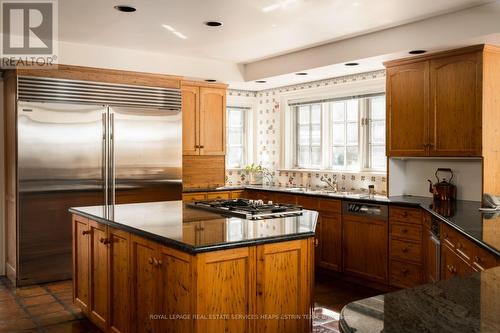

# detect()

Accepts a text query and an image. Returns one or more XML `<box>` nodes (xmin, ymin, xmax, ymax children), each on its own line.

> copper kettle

<box><xmin>427</xmin><ymin>168</ymin><xmax>457</xmax><ymax>202</ymax></box>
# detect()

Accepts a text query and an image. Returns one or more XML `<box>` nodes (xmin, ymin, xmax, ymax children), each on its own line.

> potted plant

<box><xmin>244</xmin><ymin>163</ymin><xmax>269</xmax><ymax>185</ymax></box>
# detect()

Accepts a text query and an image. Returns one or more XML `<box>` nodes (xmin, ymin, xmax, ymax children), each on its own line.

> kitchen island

<box><xmin>69</xmin><ymin>201</ymin><xmax>318</xmax><ymax>333</ymax></box>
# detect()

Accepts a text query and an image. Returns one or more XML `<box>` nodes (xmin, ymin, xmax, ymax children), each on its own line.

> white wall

<box><xmin>389</xmin><ymin>158</ymin><xmax>482</xmax><ymax>201</ymax></box>
<box><xmin>0</xmin><ymin>79</ymin><xmax>4</xmax><ymax>275</ymax></box>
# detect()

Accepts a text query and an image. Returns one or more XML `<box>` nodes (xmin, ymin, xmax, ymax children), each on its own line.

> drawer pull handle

<box><xmin>446</xmin><ymin>265</ymin><xmax>456</xmax><ymax>273</ymax></box>
<box><xmin>82</xmin><ymin>230</ymin><xmax>91</xmax><ymax>235</ymax></box>
<box><xmin>401</xmin><ymin>268</ymin><xmax>409</xmax><ymax>275</ymax></box>
<box><xmin>402</xmin><ymin>248</ymin><xmax>409</xmax><ymax>253</ymax></box>
<box><xmin>314</xmin><ymin>238</ymin><xmax>319</xmax><ymax>247</ymax></box>
<box><xmin>148</xmin><ymin>257</ymin><xmax>153</xmax><ymax>265</ymax></box>
<box><xmin>402</xmin><ymin>211</ymin><xmax>408</xmax><ymax>217</ymax></box>
<box><xmin>401</xmin><ymin>229</ymin><xmax>408</xmax><ymax>234</ymax></box>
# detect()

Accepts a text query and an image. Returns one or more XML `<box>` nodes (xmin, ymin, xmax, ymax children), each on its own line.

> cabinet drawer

<box><xmin>206</xmin><ymin>191</ymin><xmax>231</xmax><ymax>200</ymax></box>
<box><xmin>389</xmin><ymin>206</ymin><xmax>422</xmax><ymax>224</ymax></box>
<box><xmin>230</xmin><ymin>190</ymin><xmax>245</xmax><ymax>199</ymax></box>
<box><xmin>441</xmin><ymin>224</ymin><xmax>473</xmax><ymax>261</ymax></box>
<box><xmin>390</xmin><ymin>223</ymin><xmax>422</xmax><ymax>241</ymax></box>
<box><xmin>390</xmin><ymin>238</ymin><xmax>422</xmax><ymax>263</ymax></box>
<box><xmin>471</xmin><ymin>246</ymin><xmax>499</xmax><ymax>271</ymax></box>
<box><xmin>296</xmin><ymin>195</ymin><xmax>319</xmax><ymax>210</ymax></box>
<box><xmin>182</xmin><ymin>193</ymin><xmax>207</xmax><ymax>202</ymax></box>
<box><xmin>318</xmin><ymin>198</ymin><xmax>341</xmax><ymax>214</ymax></box>
<box><xmin>273</xmin><ymin>193</ymin><xmax>297</xmax><ymax>205</ymax></box>
<box><xmin>390</xmin><ymin>260</ymin><xmax>423</xmax><ymax>288</ymax></box>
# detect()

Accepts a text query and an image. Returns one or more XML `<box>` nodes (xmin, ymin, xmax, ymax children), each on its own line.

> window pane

<box><xmin>311</xmin><ymin>104</ymin><xmax>321</xmax><ymax>123</ymax></box>
<box><xmin>228</xmin><ymin>109</ymin><xmax>243</xmax><ymax>126</ymax></box>
<box><xmin>346</xmin><ymin>100</ymin><xmax>358</xmax><ymax>121</ymax></box>
<box><xmin>298</xmin><ymin>146</ymin><xmax>310</xmax><ymax>166</ymax></box>
<box><xmin>331</xmin><ymin>147</ymin><xmax>345</xmax><ymax>167</ymax></box>
<box><xmin>370</xmin><ymin>97</ymin><xmax>385</xmax><ymax>119</ymax></box>
<box><xmin>311</xmin><ymin>124</ymin><xmax>321</xmax><ymax>145</ymax></box>
<box><xmin>370</xmin><ymin>145</ymin><xmax>386</xmax><ymax>170</ymax></box>
<box><xmin>332</xmin><ymin>123</ymin><xmax>345</xmax><ymax>145</ymax></box>
<box><xmin>370</xmin><ymin>120</ymin><xmax>385</xmax><ymax>144</ymax></box>
<box><xmin>227</xmin><ymin>147</ymin><xmax>243</xmax><ymax>167</ymax></box>
<box><xmin>298</xmin><ymin>125</ymin><xmax>310</xmax><ymax>145</ymax></box>
<box><xmin>332</xmin><ymin>102</ymin><xmax>345</xmax><ymax>121</ymax></box>
<box><xmin>228</xmin><ymin>128</ymin><xmax>242</xmax><ymax>145</ymax></box>
<box><xmin>346</xmin><ymin>146</ymin><xmax>359</xmax><ymax>169</ymax></box>
<box><xmin>298</xmin><ymin>106</ymin><xmax>310</xmax><ymax>123</ymax></box>
<box><xmin>346</xmin><ymin>122</ymin><xmax>358</xmax><ymax>145</ymax></box>
<box><xmin>311</xmin><ymin>146</ymin><xmax>321</xmax><ymax>166</ymax></box>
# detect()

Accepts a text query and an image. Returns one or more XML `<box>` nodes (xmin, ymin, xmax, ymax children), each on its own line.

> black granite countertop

<box><xmin>339</xmin><ymin>266</ymin><xmax>500</xmax><ymax>333</ymax></box>
<box><xmin>191</xmin><ymin>185</ymin><xmax>499</xmax><ymax>256</ymax></box>
<box><xmin>69</xmin><ymin>201</ymin><xmax>318</xmax><ymax>254</ymax></box>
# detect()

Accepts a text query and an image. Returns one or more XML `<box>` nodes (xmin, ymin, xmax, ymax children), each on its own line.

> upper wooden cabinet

<box><xmin>182</xmin><ymin>84</ymin><xmax>226</xmax><ymax>156</ymax></box>
<box><xmin>386</xmin><ymin>62</ymin><xmax>429</xmax><ymax>156</ymax></box>
<box><xmin>385</xmin><ymin>45</ymin><xmax>493</xmax><ymax>157</ymax></box>
<box><xmin>429</xmin><ymin>52</ymin><xmax>482</xmax><ymax>156</ymax></box>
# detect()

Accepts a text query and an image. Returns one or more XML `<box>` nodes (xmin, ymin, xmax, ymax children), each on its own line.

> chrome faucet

<box><xmin>321</xmin><ymin>175</ymin><xmax>338</xmax><ymax>192</ymax></box>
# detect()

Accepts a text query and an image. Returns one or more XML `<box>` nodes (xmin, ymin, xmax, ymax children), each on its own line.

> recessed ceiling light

<box><xmin>114</xmin><ymin>5</ymin><xmax>136</xmax><ymax>12</ymax></box>
<box><xmin>205</xmin><ymin>79</ymin><xmax>217</xmax><ymax>82</ymax></box>
<box><xmin>345</xmin><ymin>62</ymin><xmax>359</xmax><ymax>66</ymax></box>
<box><xmin>255</xmin><ymin>80</ymin><xmax>267</xmax><ymax>83</ymax></box>
<box><xmin>409</xmin><ymin>50</ymin><xmax>427</xmax><ymax>55</ymax></box>
<box><xmin>204</xmin><ymin>21</ymin><xmax>223</xmax><ymax>27</ymax></box>
<box><xmin>295</xmin><ymin>72</ymin><xmax>308</xmax><ymax>76</ymax></box>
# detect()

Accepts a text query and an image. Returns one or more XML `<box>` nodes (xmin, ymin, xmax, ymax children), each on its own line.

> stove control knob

<box><xmin>257</xmin><ymin>200</ymin><xmax>264</xmax><ymax>205</ymax></box>
<box><xmin>249</xmin><ymin>200</ymin><xmax>255</xmax><ymax>205</ymax></box>
<box><xmin>268</xmin><ymin>201</ymin><xmax>273</xmax><ymax>205</ymax></box>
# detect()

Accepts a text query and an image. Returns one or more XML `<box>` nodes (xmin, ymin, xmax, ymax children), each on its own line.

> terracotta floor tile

<box><xmin>22</xmin><ymin>294</ymin><xmax>56</xmax><ymax>307</ymax></box>
<box><xmin>27</xmin><ymin>301</ymin><xmax>65</xmax><ymax>316</ymax></box>
<box><xmin>0</xmin><ymin>291</ymin><xmax>13</xmax><ymax>302</ymax></box>
<box><xmin>0</xmin><ymin>318</ymin><xmax>37</xmax><ymax>331</ymax></box>
<box><xmin>14</xmin><ymin>286</ymin><xmax>48</xmax><ymax>297</ymax></box>
<box><xmin>45</xmin><ymin>281</ymin><xmax>72</xmax><ymax>293</ymax></box>
<box><xmin>35</xmin><ymin>310</ymin><xmax>75</xmax><ymax>327</ymax></box>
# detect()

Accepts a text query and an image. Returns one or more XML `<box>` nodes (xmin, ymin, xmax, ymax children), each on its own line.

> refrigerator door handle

<box><xmin>110</xmin><ymin>112</ymin><xmax>116</xmax><ymax>206</ymax></box>
<box><xmin>102</xmin><ymin>112</ymin><xmax>109</xmax><ymax>207</ymax></box>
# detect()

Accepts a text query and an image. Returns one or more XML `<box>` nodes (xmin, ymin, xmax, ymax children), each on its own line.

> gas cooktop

<box><xmin>187</xmin><ymin>198</ymin><xmax>303</xmax><ymax>220</ymax></box>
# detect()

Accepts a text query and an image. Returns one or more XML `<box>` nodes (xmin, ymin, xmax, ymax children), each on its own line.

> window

<box><xmin>291</xmin><ymin>94</ymin><xmax>386</xmax><ymax>171</ymax></box>
<box><xmin>295</xmin><ymin>104</ymin><xmax>321</xmax><ymax>168</ymax></box>
<box><xmin>226</xmin><ymin>107</ymin><xmax>247</xmax><ymax>168</ymax></box>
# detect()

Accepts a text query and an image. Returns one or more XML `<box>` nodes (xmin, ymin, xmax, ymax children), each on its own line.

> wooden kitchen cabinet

<box><xmin>75</xmin><ymin>215</ymin><xmax>313</xmax><ymax>333</ymax></box>
<box><xmin>89</xmin><ymin>220</ymin><xmax>109</xmax><ymax>331</ymax></box>
<box><xmin>73</xmin><ymin>215</ymin><xmax>90</xmax><ymax>314</ymax></box>
<box><xmin>343</xmin><ymin>215</ymin><xmax>388</xmax><ymax>284</ymax></box>
<box><xmin>429</xmin><ymin>51</ymin><xmax>482</xmax><ymax>156</ymax></box>
<box><xmin>441</xmin><ymin>243</ymin><xmax>474</xmax><ymax>280</ymax></box>
<box><xmin>181</xmin><ymin>84</ymin><xmax>226</xmax><ymax>156</ymax></box>
<box><xmin>108</xmin><ymin>228</ymin><xmax>130</xmax><ymax>333</ymax></box>
<box><xmin>316</xmin><ymin>213</ymin><xmax>342</xmax><ymax>271</ymax></box>
<box><xmin>386</xmin><ymin>61</ymin><xmax>429</xmax><ymax>157</ymax></box>
<box><xmin>385</xmin><ymin>45</ymin><xmax>488</xmax><ymax>157</ymax></box>
<box><xmin>256</xmin><ymin>239</ymin><xmax>312</xmax><ymax>333</ymax></box>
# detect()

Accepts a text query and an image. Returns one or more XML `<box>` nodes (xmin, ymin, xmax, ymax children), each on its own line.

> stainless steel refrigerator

<box><xmin>16</xmin><ymin>80</ymin><xmax>182</xmax><ymax>284</ymax></box>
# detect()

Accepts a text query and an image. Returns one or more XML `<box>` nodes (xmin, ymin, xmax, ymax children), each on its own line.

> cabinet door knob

<box><xmin>474</xmin><ymin>256</ymin><xmax>481</xmax><ymax>263</ymax></box>
<box><xmin>401</xmin><ymin>268</ymin><xmax>409</xmax><ymax>275</ymax></box>
<box><xmin>401</xmin><ymin>229</ymin><xmax>408</xmax><ymax>234</ymax></box>
<box><xmin>314</xmin><ymin>238</ymin><xmax>319</xmax><ymax>247</ymax></box>
<box><xmin>82</xmin><ymin>230</ymin><xmax>91</xmax><ymax>235</ymax></box>
<box><xmin>158</xmin><ymin>260</ymin><xmax>163</xmax><ymax>266</ymax></box>
<box><xmin>402</xmin><ymin>248</ymin><xmax>409</xmax><ymax>253</ymax></box>
<box><xmin>402</xmin><ymin>211</ymin><xmax>408</xmax><ymax>217</ymax></box>
<box><xmin>148</xmin><ymin>257</ymin><xmax>153</xmax><ymax>265</ymax></box>
<box><xmin>153</xmin><ymin>258</ymin><xmax>159</xmax><ymax>266</ymax></box>
<box><xmin>456</xmin><ymin>242</ymin><xmax>462</xmax><ymax>249</ymax></box>
<box><xmin>99</xmin><ymin>237</ymin><xmax>105</xmax><ymax>243</ymax></box>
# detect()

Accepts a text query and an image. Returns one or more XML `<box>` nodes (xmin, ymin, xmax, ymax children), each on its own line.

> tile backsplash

<box><xmin>226</xmin><ymin>169</ymin><xmax>387</xmax><ymax>195</ymax></box>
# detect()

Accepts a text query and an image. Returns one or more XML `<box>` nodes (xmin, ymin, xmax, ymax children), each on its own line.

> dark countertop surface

<box><xmin>339</xmin><ymin>266</ymin><xmax>500</xmax><ymax>333</ymax></box>
<box><xmin>193</xmin><ymin>185</ymin><xmax>499</xmax><ymax>256</ymax></box>
<box><xmin>69</xmin><ymin>201</ymin><xmax>318</xmax><ymax>254</ymax></box>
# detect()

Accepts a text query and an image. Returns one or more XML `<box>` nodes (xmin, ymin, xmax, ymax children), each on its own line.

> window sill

<box><xmin>277</xmin><ymin>168</ymin><xmax>387</xmax><ymax>175</ymax></box>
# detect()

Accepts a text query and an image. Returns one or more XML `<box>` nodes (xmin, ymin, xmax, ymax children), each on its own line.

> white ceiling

<box><xmin>60</xmin><ymin>0</ymin><xmax>491</xmax><ymax>64</ymax></box>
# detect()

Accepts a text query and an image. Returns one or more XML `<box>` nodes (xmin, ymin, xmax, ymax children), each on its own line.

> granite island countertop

<box><xmin>339</xmin><ymin>266</ymin><xmax>500</xmax><ymax>333</ymax></box>
<box><xmin>69</xmin><ymin>201</ymin><xmax>318</xmax><ymax>254</ymax></box>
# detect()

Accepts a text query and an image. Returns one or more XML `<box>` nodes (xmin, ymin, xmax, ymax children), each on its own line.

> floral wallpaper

<box><xmin>226</xmin><ymin>69</ymin><xmax>387</xmax><ymax>195</ymax></box>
